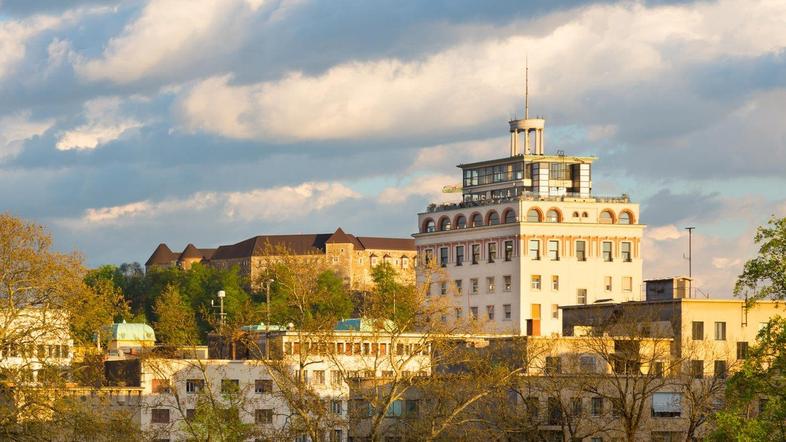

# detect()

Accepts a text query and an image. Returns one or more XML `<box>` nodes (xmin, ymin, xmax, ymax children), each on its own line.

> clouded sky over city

<box><xmin>2</xmin><ymin>0</ymin><xmax>785</xmax><ymax>296</ymax></box>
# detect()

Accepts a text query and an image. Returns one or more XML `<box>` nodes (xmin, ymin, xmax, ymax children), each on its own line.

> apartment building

<box><xmin>414</xmin><ymin>91</ymin><xmax>643</xmax><ymax>335</ymax></box>
<box><xmin>104</xmin><ymin>319</ymin><xmax>432</xmax><ymax>441</ymax></box>
<box><xmin>145</xmin><ymin>227</ymin><xmax>416</xmax><ymax>290</ymax></box>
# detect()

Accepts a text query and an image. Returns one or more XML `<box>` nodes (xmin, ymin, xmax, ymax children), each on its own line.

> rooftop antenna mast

<box><xmin>524</xmin><ymin>56</ymin><xmax>529</xmax><ymax>120</ymax></box>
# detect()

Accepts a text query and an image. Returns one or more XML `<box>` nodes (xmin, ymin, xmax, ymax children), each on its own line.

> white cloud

<box><xmin>378</xmin><ymin>174</ymin><xmax>458</xmax><ymax>206</ymax></box>
<box><xmin>78</xmin><ymin>181</ymin><xmax>359</xmax><ymax>225</ymax></box>
<box><xmin>646</xmin><ymin>224</ymin><xmax>684</xmax><ymax>242</ymax></box>
<box><xmin>177</xmin><ymin>0</ymin><xmax>786</xmax><ymax>142</ymax></box>
<box><xmin>76</xmin><ymin>0</ymin><xmax>268</xmax><ymax>84</ymax></box>
<box><xmin>0</xmin><ymin>15</ymin><xmax>62</xmax><ymax>81</ymax></box>
<box><xmin>56</xmin><ymin>97</ymin><xmax>143</xmax><ymax>150</ymax></box>
<box><xmin>0</xmin><ymin>112</ymin><xmax>55</xmax><ymax>161</ymax></box>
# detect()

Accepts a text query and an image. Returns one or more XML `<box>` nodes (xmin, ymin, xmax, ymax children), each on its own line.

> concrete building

<box><xmin>562</xmin><ymin>277</ymin><xmax>786</xmax><ymax>375</ymax></box>
<box><xmin>414</xmin><ymin>82</ymin><xmax>644</xmax><ymax>336</ymax></box>
<box><xmin>145</xmin><ymin>227</ymin><xmax>416</xmax><ymax>290</ymax></box>
<box><xmin>104</xmin><ymin>319</ymin><xmax>432</xmax><ymax>441</ymax></box>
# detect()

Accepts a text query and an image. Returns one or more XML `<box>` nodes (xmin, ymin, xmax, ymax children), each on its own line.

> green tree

<box><xmin>711</xmin><ymin>317</ymin><xmax>786</xmax><ymax>441</ymax></box>
<box><xmin>735</xmin><ymin>216</ymin><xmax>786</xmax><ymax>302</ymax></box>
<box><xmin>153</xmin><ymin>284</ymin><xmax>199</xmax><ymax>346</ymax></box>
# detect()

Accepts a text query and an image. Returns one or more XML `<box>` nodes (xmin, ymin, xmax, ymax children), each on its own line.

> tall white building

<box><xmin>414</xmin><ymin>85</ymin><xmax>644</xmax><ymax>336</ymax></box>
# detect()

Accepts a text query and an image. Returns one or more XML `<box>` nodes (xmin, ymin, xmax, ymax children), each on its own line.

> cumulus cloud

<box><xmin>78</xmin><ymin>181</ymin><xmax>359</xmax><ymax>225</ymax></box>
<box><xmin>378</xmin><ymin>174</ymin><xmax>459</xmax><ymax>206</ymax></box>
<box><xmin>56</xmin><ymin>97</ymin><xmax>143</xmax><ymax>150</ymax></box>
<box><xmin>0</xmin><ymin>112</ymin><xmax>55</xmax><ymax>161</ymax></box>
<box><xmin>76</xmin><ymin>0</ymin><xmax>274</xmax><ymax>84</ymax></box>
<box><xmin>177</xmin><ymin>0</ymin><xmax>786</xmax><ymax>142</ymax></box>
<box><xmin>0</xmin><ymin>15</ymin><xmax>62</xmax><ymax>80</ymax></box>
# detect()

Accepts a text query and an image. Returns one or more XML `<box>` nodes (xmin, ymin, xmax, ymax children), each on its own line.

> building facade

<box><xmin>145</xmin><ymin>227</ymin><xmax>416</xmax><ymax>291</ymax></box>
<box><xmin>414</xmin><ymin>97</ymin><xmax>644</xmax><ymax>336</ymax></box>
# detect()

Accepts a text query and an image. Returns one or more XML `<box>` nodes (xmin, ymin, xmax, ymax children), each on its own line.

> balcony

<box><xmin>424</xmin><ymin>192</ymin><xmax>631</xmax><ymax>214</ymax></box>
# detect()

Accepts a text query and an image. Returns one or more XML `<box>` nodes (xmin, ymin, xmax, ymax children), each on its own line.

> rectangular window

<box><xmin>576</xmin><ymin>240</ymin><xmax>587</xmax><ymax>261</ymax></box>
<box><xmin>528</xmin><ymin>240</ymin><xmax>540</xmax><ymax>260</ymax></box>
<box><xmin>186</xmin><ymin>408</ymin><xmax>196</xmax><ymax>421</ymax></box>
<box><xmin>331</xmin><ymin>400</ymin><xmax>343</xmax><ymax>415</ymax></box>
<box><xmin>313</xmin><ymin>370</ymin><xmax>325</xmax><ymax>385</ymax></box>
<box><xmin>455</xmin><ymin>307</ymin><xmax>463</xmax><ymax>320</ymax></box>
<box><xmin>504</xmin><ymin>240</ymin><xmax>514</xmax><ymax>261</ymax></box>
<box><xmin>424</xmin><ymin>249</ymin><xmax>433</xmax><ymax>265</ymax></box>
<box><xmin>503</xmin><ymin>275</ymin><xmax>512</xmax><ymax>292</ymax></box>
<box><xmin>503</xmin><ymin>304</ymin><xmax>512</xmax><ymax>321</ymax></box>
<box><xmin>551</xmin><ymin>275</ymin><xmax>559</xmax><ymax>291</ymax></box>
<box><xmin>186</xmin><ymin>379</ymin><xmax>204</xmax><ymax>394</ymax></box>
<box><xmin>692</xmin><ymin>321</ymin><xmax>704</xmax><ymax>340</ymax></box>
<box><xmin>623</xmin><ymin>276</ymin><xmax>633</xmax><ymax>292</ymax></box>
<box><xmin>255</xmin><ymin>408</ymin><xmax>273</xmax><ymax>424</ymax></box>
<box><xmin>690</xmin><ymin>360</ymin><xmax>704</xmax><ymax>379</ymax></box>
<box><xmin>604</xmin><ymin>276</ymin><xmax>612</xmax><ymax>292</ymax></box>
<box><xmin>470</xmin><ymin>307</ymin><xmax>478</xmax><ymax>320</ymax></box>
<box><xmin>330</xmin><ymin>370</ymin><xmax>342</xmax><ymax>386</ymax></box>
<box><xmin>715</xmin><ymin>322</ymin><xmax>726</xmax><ymax>341</ymax></box>
<box><xmin>651</xmin><ymin>392</ymin><xmax>682</xmax><ymax>418</ymax></box>
<box><xmin>454</xmin><ymin>279</ymin><xmax>463</xmax><ymax>295</ymax></box>
<box><xmin>405</xmin><ymin>399</ymin><xmax>419</xmax><ymax>417</ymax></box>
<box><xmin>440</xmin><ymin>282</ymin><xmax>448</xmax><ymax>296</ymax></box>
<box><xmin>714</xmin><ymin>360</ymin><xmax>727</xmax><ymax>378</ymax></box>
<box><xmin>439</xmin><ymin>247</ymin><xmax>448</xmax><ymax>267</ymax></box>
<box><xmin>487</xmin><ymin>305</ymin><xmax>495</xmax><ymax>321</ymax></box>
<box><xmin>548</xmin><ymin>240</ymin><xmax>559</xmax><ymax>261</ymax></box>
<box><xmin>471</xmin><ymin>244</ymin><xmax>480</xmax><ymax>264</ymax></box>
<box><xmin>470</xmin><ymin>278</ymin><xmax>479</xmax><ymax>295</ymax></box>
<box><xmin>152</xmin><ymin>379</ymin><xmax>171</xmax><ymax>394</ymax></box>
<box><xmin>577</xmin><ymin>289</ymin><xmax>587</xmax><ymax>305</ymax></box>
<box><xmin>221</xmin><ymin>379</ymin><xmax>239</xmax><ymax>394</ymax></box>
<box><xmin>580</xmin><ymin>355</ymin><xmax>597</xmax><ymax>373</ymax></box>
<box><xmin>151</xmin><ymin>408</ymin><xmax>170</xmax><ymax>424</ymax></box>
<box><xmin>602</xmin><ymin>241</ymin><xmax>613</xmax><ymax>262</ymax></box>
<box><xmin>487</xmin><ymin>277</ymin><xmax>495</xmax><ymax>293</ymax></box>
<box><xmin>488</xmin><ymin>242</ymin><xmax>497</xmax><ymax>263</ymax></box>
<box><xmin>621</xmin><ymin>241</ymin><xmax>632</xmax><ymax>262</ymax></box>
<box><xmin>654</xmin><ymin>361</ymin><xmax>665</xmax><ymax>377</ymax></box>
<box><xmin>455</xmin><ymin>245</ymin><xmax>464</xmax><ymax>266</ymax></box>
<box><xmin>737</xmin><ymin>342</ymin><xmax>749</xmax><ymax>360</ymax></box>
<box><xmin>255</xmin><ymin>379</ymin><xmax>273</xmax><ymax>394</ymax></box>
<box><xmin>551</xmin><ymin>304</ymin><xmax>559</xmax><ymax>319</ymax></box>
<box><xmin>545</xmin><ymin>356</ymin><xmax>561</xmax><ymax>374</ymax></box>
<box><xmin>531</xmin><ymin>275</ymin><xmax>541</xmax><ymax>290</ymax></box>
<box><xmin>591</xmin><ymin>397</ymin><xmax>603</xmax><ymax>416</ymax></box>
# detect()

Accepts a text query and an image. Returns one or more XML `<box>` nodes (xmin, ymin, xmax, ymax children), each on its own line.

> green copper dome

<box><xmin>109</xmin><ymin>320</ymin><xmax>156</xmax><ymax>342</ymax></box>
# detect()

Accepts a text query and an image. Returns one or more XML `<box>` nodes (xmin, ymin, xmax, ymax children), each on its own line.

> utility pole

<box><xmin>685</xmin><ymin>227</ymin><xmax>695</xmax><ymax>297</ymax></box>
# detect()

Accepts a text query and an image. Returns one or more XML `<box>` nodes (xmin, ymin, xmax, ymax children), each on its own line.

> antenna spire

<box><xmin>524</xmin><ymin>57</ymin><xmax>529</xmax><ymax>120</ymax></box>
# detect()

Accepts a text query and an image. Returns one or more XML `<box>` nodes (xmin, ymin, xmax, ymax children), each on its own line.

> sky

<box><xmin>1</xmin><ymin>0</ymin><xmax>785</xmax><ymax>298</ymax></box>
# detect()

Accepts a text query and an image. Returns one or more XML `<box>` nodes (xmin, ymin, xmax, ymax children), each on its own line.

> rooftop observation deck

<box><xmin>423</xmin><ymin>192</ymin><xmax>631</xmax><ymax>214</ymax></box>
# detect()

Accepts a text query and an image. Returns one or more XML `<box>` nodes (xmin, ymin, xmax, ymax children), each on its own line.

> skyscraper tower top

<box><xmin>509</xmin><ymin>61</ymin><xmax>545</xmax><ymax>156</ymax></box>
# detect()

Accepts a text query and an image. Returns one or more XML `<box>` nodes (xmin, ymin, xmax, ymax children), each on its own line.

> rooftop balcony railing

<box><xmin>425</xmin><ymin>192</ymin><xmax>630</xmax><ymax>213</ymax></box>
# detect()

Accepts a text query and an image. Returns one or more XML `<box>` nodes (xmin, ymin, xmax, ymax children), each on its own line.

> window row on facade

<box><xmin>423</xmin><ymin>238</ymin><xmax>635</xmax><ymax>266</ymax></box>
<box><xmin>282</xmin><ymin>340</ymin><xmax>429</xmax><ymax>357</ymax></box>
<box><xmin>421</xmin><ymin>208</ymin><xmax>636</xmax><ymax>233</ymax></box>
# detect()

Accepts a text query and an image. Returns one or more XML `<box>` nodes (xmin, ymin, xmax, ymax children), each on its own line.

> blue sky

<box><xmin>1</xmin><ymin>0</ymin><xmax>785</xmax><ymax>297</ymax></box>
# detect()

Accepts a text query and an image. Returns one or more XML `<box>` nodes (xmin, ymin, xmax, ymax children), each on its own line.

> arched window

<box><xmin>423</xmin><ymin>219</ymin><xmax>436</xmax><ymax>233</ymax></box>
<box><xmin>619</xmin><ymin>211</ymin><xmax>633</xmax><ymax>225</ymax></box>
<box><xmin>504</xmin><ymin>209</ymin><xmax>517</xmax><ymax>224</ymax></box>
<box><xmin>546</xmin><ymin>209</ymin><xmax>561</xmax><ymax>223</ymax></box>
<box><xmin>572</xmin><ymin>211</ymin><xmax>580</xmax><ymax>218</ymax></box>
<box><xmin>582</xmin><ymin>212</ymin><xmax>589</xmax><ymax>218</ymax></box>
<box><xmin>487</xmin><ymin>211</ymin><xmax>500</xmax><ymax>225</ymax></box>
<box><xmin>455</xmin><ymin>215</ymin><xmax>467</xmax><ymax>229</ymax></box>
<box><xmin>438</xmin><ymin>217</ymin><xmax>451</xmax><ymax>231</ymax></box>
<box><xmin>471</xmin><ymin>213</ymin><xmax>483</xmax><ymax>227</ymax></box>
<box><xmin>599</xmin><ymin>210</ymin><xmax>614</xmax><ymax>224</ymax></box>
<box><xmin>527</xmin><ymin>208</ymin><xmax>542</xmax><ymax>222</ymax></box>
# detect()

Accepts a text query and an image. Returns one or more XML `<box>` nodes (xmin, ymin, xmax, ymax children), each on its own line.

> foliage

<box><xmin>735</xmin><ymin>216</ymin><xmax>786</xmax><ymax>302</ymax></box>
<box><xmin>153</xmin><ymin>284</ymin><xmax>199</xmax><ymax>346</ymax></box>
<box><xmin>710</xmin><ymin>316</ymin><xmax>786</xmax><ymax>441</ymax></box>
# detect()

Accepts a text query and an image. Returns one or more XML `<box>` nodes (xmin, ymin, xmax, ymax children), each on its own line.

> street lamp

<box><xmin>264</xmin><ymin>279</ymin><xmax>274</xmax><ymax>359</ymax></box>
<box><xmin>211</xmin><ymin>290</ymin><xmax>226</xmax><ymax>330</ymax></box>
